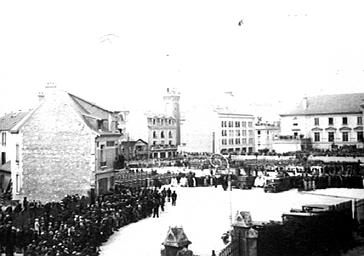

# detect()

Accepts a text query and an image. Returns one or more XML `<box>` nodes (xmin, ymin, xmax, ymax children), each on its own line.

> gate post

<box><xmin>161</xmin><ymin>226</ymin><xmax>192</xmax><ymax>256</ymax></box>
<box><xmin>232</xmin><ymin>211</ymin><xmax>258</xmax><ymax>256</ymax></box>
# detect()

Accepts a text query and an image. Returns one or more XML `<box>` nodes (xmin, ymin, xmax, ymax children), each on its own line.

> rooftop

<box><xmin>0</xmin><ymin>111</ymin><xmax>29</xmax><ymax>131</ymax></box>
<box><xmin>280</xmin><ymin>92</ymin><xmax>364</xmax><ymax>116</ymax></box>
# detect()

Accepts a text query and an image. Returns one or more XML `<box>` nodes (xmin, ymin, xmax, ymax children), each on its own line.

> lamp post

<box><xmin>210</xmin><ymin>153</ymin><xmax>233</xmax><ymax>225</ymax></box>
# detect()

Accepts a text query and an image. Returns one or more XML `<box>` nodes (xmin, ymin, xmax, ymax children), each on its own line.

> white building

<box><xmin>255</xmin><ymin>121</ymin><xmax>280</xmax><ymax>152</ymax></box>
<box><xmin>180</xmin><ymin>103</ymin><xmax>255</xmax><ymax>154</ymax></box>
<box><xmin>0</xmin><ymin>111</ymin><xmax>29</xmax><ymax>194</ymax></box>
<box><xmin>279</xmin><ymin>93</ymin><xmax>364</xmax><ymax>150</ymax></box>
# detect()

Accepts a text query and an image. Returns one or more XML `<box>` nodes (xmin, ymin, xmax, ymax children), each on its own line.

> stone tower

<box><xmin>163</xmin><ymin>88</ymin><xmax>181</xmax><ymax>145</ymax></box>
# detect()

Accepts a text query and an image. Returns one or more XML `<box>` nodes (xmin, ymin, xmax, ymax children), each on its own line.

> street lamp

<box><xmin>210</xmin><ymin>153</ymin><xmax>233</xmax><ymax>225</ymax></box>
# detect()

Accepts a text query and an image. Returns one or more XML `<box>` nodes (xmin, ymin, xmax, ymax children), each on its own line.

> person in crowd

<box><xmin>0</xmin><ymin>185</ymin><xmax>167</xmax><ymax>256</ymax></box>
<box><xmin>171</xmin><ymin>191</ymin><xmax>177</xmax><ymax>206</ymax></box>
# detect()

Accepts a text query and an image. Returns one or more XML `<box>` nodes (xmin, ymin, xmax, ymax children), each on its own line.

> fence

<box><xmin>115</xmin><ymin>171</ymin><xmax>177</xmax><ymax>188</ymax></box>
<box><xmin>218</xmin><ymin>243</ymin><xmax>233</xmax><ymax>256</ymax></box>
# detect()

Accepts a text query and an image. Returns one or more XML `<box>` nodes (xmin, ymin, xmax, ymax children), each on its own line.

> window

<box><xmin>249</xmin><ymin>130</ymin><xmax>253</xmax><ymax>137</ymax></box>
<box><xmin>169</xmin><ymin>119</ymin><xmax>172</xmax><ymax>125</ymax></box>
<box><xmin>1</xmin><ymin>132</ymin><xmax>6</xmax><ymax>146</ymax></box>
<box><xmin>153</xmin><ymin>141</ymin><xmax>157</xmax><ymax>146</ymax></box>
<box><xmin>16</xmin><ymin>174</ymin><xmax>20</xmax><ymax>193</ymax></box>
<box><xmin>228</xmin><ymin>130</ymin><xmax>234</xmax><ymax>137</ymax></box>
<box><xmin>161</xmin><ymin>131</ymin><xmax>165</xmax><ymax>138</ymax></box>
<box><xmin>328</xmin><ymin>132</ymin><xmax>334</xmax><ymax>142</ymax></box>
<box><xmin>248</xmin><ymin>138</ymin><xmax>254</xmax><ymax>144</ymax></box>
<box><xmin>161</xmin><ymin>140</ymin><xmax>165</xmax><ymax>145</ymax></box>
<box><xmin>242</xmin><ymin>121</ymin><xmax>246</xmax><ymax>127</ymax></box>
<box><xmin>242</xmin><ymin>138</ymin><xmax>247</xmax><ymax>144</ymax></box>
<box><xmin>342</xmin><ymin>132</ymin><xmax>348</xmax><ymax>142</ymax></box>
<box><xmin>314</xmin><ymin>118</ymin><xmax>319</xmax><ymax>126</ymax></box>
<box><xmin>169</xmin><ymin>131</ymin><xmax>173</xmax><ymax>138</ymax></box>
<box><xmin>222</xmin><ymin>130</ymin><xmax>227</xmax><ymax>136</ymax></box>
<box><xmin>221</xmin><ymin>121</ymin><xmax>227</xmax><ymax>127</ymax></box>
<box><xmin>16</xmin><ymin>144</ymin><xmax>19</xmax><ymax>163</ymax></box>
<box><xmin>257</xmin><ymin>130</ymin><xmax>261</xmax><ymax>135</ymax></box>
<box><xmin>228</xmin><ymin>138</ymin><xmax>234</xmax><ymax>145</ymax></box>
<box><xmin>342</xmin><ymin>117</ymin><xmax>348</xmax><ymax>125</ymax></box>
<box><xmin>235</xmin><ymin>121</ymin><xmax>240</xmax><ymax>127</ymax></box>
<box><xmin>328</xmin><ymin>117</ymin><xmax>334</xmax><ymax>126</ymax></box>
<box><xmin>294</xmin><ymin>132</ymin><xmax>298</xmax><ymax>138</ymax></box>
<box><xmin>357</xmin><ymin>132</ymin><xmax>363</xmax><ymax>142</ymax></box>
<box><xmin>235</xmin><ymin>138</ymin><xmax>241</xmax><ymax>145</ymax></box>
<box><xmin>169</xmin><ymin>140</ymin><xmax>172</xmax><ymax>145</ymax></box>
<box><xmin>358</xmin><ymin>117</ymin><xmax>363</xmax><ymax>125</ymax></box>
<box><xmin>242</xmin><ymin>130</ymin><xmax>247</xmax><ymax>137</ymax></box>
<box><xmin>106</xmin><ymin>141</ymin><xmax>115</xmax><ymax>147</ymax></box>
<box><xmin>293</xmin><ymin>123</ymin><xmax>298</xmax><ymax>126</ymax></box>
<box><xmin>222</xmin><ymin>139</ymin><xmax>227</xmax><ymax>145</ymax></box>
<box><xmin>228</xmin><ymin>121</ymin><xmax>233</xmax><ymax>127</ymax></box>
<box><xmin>314</xmin><ymin>132</ymin><xmax>320</xmax><ymax>142</ymax></box>
<box><xmin>161</xmin><ymin>119</ymin><xmax>164</xmax><ymax>125</ymax></box>
<box><xmin>248</xmin><ymin>122</ymin><xmax>253</xmax><ymax>128</ymax></box>
<box><xmin>235</xmin><ymin>130</ymin><xmax>241</xmax><ymax>136</ymax></box>
<box><xmin>153</xmin><ymin>119</ymin><xmax>156</xmax><ymax>125</ymax></box>
<box><xmin>153</xmin><ymin>131</ymin><xmax>157</xmax><ymax>139</ymax></box>
<box><xmin>1</xmin><ymin>152</ymin><xmax>5</xmax><ymax>165</ymax></box>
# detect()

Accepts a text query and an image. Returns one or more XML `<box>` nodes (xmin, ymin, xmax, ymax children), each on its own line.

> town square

<box><xmin>1</xmin><ymin>1</ymin><xmax>364</xmax><ymax>256</ymax></box>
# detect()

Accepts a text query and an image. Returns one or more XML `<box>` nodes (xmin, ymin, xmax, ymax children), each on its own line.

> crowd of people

<box><xmin>0</xmin><ymin>185</ymin><xmax>178</xmax><ymax>256</ymax></box>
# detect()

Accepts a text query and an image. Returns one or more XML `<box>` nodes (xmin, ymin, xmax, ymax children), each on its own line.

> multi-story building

<box><xmin>255</xmin><ymin>121</ymin><xmax>280</xmax><ymax>152</ymax></box>
<box><xmin>125</xmin><ymin>88</ymin><xmax>180</xmax><ymax>159</ymax></box>
<box><xmin>279</xmin><ymin>93</ymin><xmax>364</xmax><ymax>150</ymax></box>
<box><xmin>217</xmin><ymin>111</ymin><xmax>255</xmax><ymax>154</ymax></box>
<box><xmin>0</xmin><ymin>111</ymin><xmax>29</xmax><ymax>194</ymax></box>
<box><xmin>1</xmin><ymin>85</ymin><xmax>127</xmax><ymax>202</ymax></box>
<box><xmin>180</xmin><ymin>106</ymin><xmax>255</xmax><ymax>154</ymax></box>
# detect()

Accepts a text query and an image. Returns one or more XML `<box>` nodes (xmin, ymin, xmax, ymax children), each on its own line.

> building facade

<box><xmin>279</xmin><ymin>93</ymin><xmax>364</xmax><ymax>150</ymax></box>
<box><xmin>217</xmin><ymin>111</ymin><xmax>255</xmax><ymax>154</ymax></box>
<box><xmin>180</xmin><ymin>106</ymin><xmax>255</xmax><ymax>154</ymax></box>
<box><xmin>125</xmin><ymin>88</ymin><xmax>180</xmax><ymax>159</ymax></box>
<box><xmin>0</xmin><ymin>111</ymin><xmax>29</xmax><ymax>194</ymax></box>
<box><xmin>4</xmin><ymin>85</ymin><xmax>125</xmax><ymax>202</ymax></box>
<box><xmin>255</xmin><ymin>122</ymin><xmax>280</xmax><ymax>152</ymax></box>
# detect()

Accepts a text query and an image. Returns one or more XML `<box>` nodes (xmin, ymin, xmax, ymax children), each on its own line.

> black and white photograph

<box><xmin>1</xmin><ymin>0</ymin><xmax>364</xmax><ymax>255</ymax></box>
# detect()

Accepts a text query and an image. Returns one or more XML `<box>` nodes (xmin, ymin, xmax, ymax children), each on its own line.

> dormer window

<box><xmin>97</xmin><ymin>120</ymin><xmax>103</xmax><ymax>130</ymax></box>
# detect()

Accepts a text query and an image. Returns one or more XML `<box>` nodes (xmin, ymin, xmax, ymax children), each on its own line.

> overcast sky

<box><xmin>1</xmin><ymin>0</ymin><xmax>364</xmax><ymax>117</ymax></box>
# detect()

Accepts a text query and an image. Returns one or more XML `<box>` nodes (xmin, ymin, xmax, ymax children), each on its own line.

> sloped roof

<box><xmin>68</xmin><ymin>93</ymin><xmax>112</xmax><ymax>119</ymax></box>
<box><xmin>67</xmin><ymin>93</ymin><xmax>121</xmax><ymax>135</ymax></box>
<box><xmin>0</xmin><ymin>111</ymin><xmax>29</xmax><ymax>131</ymax></box>
<box><xmin>280</xmin><ymin>93</ymin><xmax>364</xmax><ymax>116</ymax></box>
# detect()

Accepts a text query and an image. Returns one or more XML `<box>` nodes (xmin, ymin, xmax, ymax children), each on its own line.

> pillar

<box><xmin>232</xmin><ymin>211</ymin><xmax>258</xmax><ymax>256</ymax></box>
<box><xmin>161</xmin><ymin>226</ymin><xmax>192</xmax><ymax>256</ymax></box>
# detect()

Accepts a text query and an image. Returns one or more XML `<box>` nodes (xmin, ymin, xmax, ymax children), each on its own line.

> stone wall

<box><xmin>18</xmin><ymin>88</ymin><xmax>95</xmax><ymax>202</ymax></box>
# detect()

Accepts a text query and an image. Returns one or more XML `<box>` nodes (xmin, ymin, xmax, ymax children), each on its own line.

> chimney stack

<box><xmin>302</xmin><ymin>97</ymin><xmax>308</xmax><ymax>110</ymax></box>
<box><xmin>38</xmin><ymin>92</ymin><xmax>45</xmax><ymax>103</ymax></box>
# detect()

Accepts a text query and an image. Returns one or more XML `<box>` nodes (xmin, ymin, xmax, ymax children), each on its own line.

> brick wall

<box><xmin>18</xmin><ymin>89</ymin><xmax>95</xmax><ymax>202</ymax></box>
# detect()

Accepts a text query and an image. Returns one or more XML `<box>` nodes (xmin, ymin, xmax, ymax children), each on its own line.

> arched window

<box><xmin>161</xmin><ymin>131</ymin><xmax>165</xmax><ymax>138</ymax></box>
<box><xmin>169</xmin><ymin>131</ymin><xmax>172</xmax><ymax>138</ymax></box>
<box><xmin>153</xmin><ymin>131</ymin><xmax>157</xmax><ymax>138</ymax></box>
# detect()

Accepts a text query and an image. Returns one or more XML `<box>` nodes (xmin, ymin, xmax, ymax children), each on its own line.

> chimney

<box><xmin>38</xmin><ymin>92</ymin><xmax>45</xmax><ymax>102</ymax></box>
<box><xmin>224</xmin><ymin>91</ymin><xmax>234</xmax><ymax>97</ymax></box>
<box><xmin>302</xmin><ymin>97</ymin><xmax>308</xmax><ymax>110</ymax></box>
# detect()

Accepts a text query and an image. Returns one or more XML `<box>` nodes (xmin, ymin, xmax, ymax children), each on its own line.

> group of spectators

<box><xmin>0</xmin><ymin>185</ymin><xmax>178</xmax><ymax>256</ymax></box>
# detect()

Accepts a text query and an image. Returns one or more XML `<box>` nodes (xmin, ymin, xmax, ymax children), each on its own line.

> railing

<box><xmin>218</xmin><ymin>243</ymin><xmax>233</xmax><ymax>256</ymax></box>
<box><xmin>115</xmin><ymin>171</ymin><xmax>177</xmax><ymax>188</ymax></box>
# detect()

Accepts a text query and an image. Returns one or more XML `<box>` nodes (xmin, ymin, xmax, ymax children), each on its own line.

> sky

<box><xmin>1</xmin><ymin>0</ymin><xmax>364</xmax><ymax>117</ymax></box>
